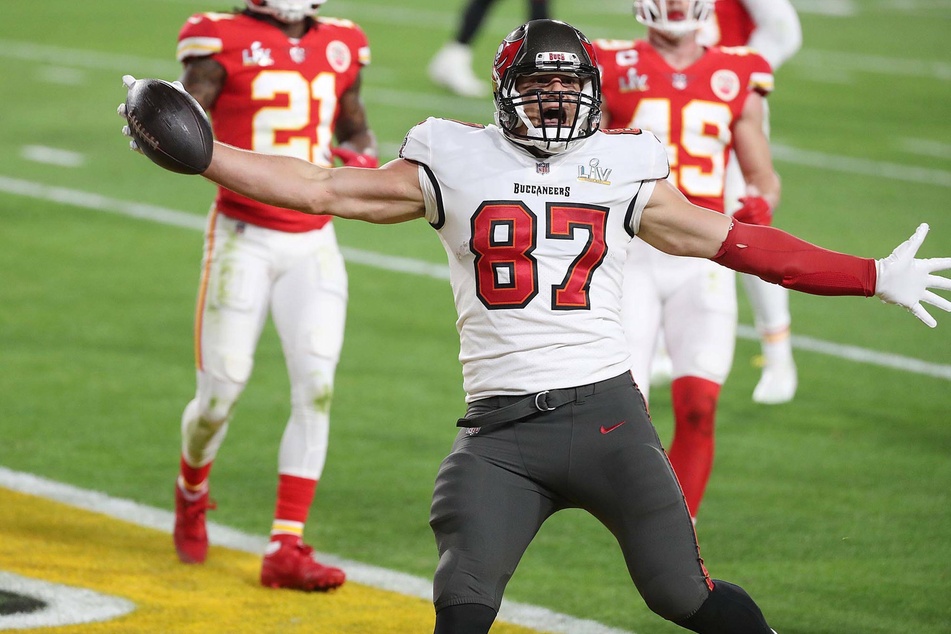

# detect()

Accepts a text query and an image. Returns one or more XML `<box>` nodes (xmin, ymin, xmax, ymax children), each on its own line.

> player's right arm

<box><xmin>203</xmin><ymin>142</ymin><xmax>425</xmax><ymax>224</ymax></box>
<box><xmin>178</xmin><ymin>56</ymin><xmax>226</xmax><ymax>112</ymax></box>
<box><xmin>175</xmin><ymin>14</ymin><xmax>228</xmax><ymax>113</ymax></box>
<box><xmin>732</xmin><ymin>89</ymin><xmax>780</xmax><ymax>211</ymax></box>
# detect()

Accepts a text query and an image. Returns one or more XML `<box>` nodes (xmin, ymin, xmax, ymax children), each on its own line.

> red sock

<box><xmin>271</xmin><ymin>474</ymin><xmax>317</xmax><ymax>544</ymax></box>
<box><xmin>179</xmin><ymin>456</ymin><xmax>212</xmax><ymax>491</ymax></box>
<box><xmin>667</xmin><ymin>376</ymin><xmax>721</xmax><ymax>519</ymax></box>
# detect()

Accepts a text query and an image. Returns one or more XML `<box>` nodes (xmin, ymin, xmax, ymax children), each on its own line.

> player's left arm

<box><xmin>739</xmin><ymin>0</ymin><xmax>802</xmax><ymax>69</ymax></box>
<box><xmin>332</xmin><ymin>71</ymin><xmax>378</xmax><ymax>167</ymax></box>
<box><xmin>732</xmin><ymin>90</ymin><xmax>780</xmax><ymax>224</ymax></box>
<box><xmin>637</xmin><ymin>180</ymin><xmax>951</xmax><ymax>326</ymax></box>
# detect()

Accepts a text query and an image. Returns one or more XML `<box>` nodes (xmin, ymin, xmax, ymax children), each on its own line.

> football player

<box><xmin>170</xmin><ymin>0</ymin><xmax>377</xmax><ymax>591</ymax></box>
<box><xmin>594</xmin><ymin>0</ymin><xmax>783</xmax><ymax>521</ymax></box>
<box><xmin>700</xmin><ymin>0</ymin><xmax>803</xmax><ymax>405</ymax></box>
<box><xmin>120</xmin><ymin>18</ymin><xmax>950</xmax><ymax>634</ymax></box>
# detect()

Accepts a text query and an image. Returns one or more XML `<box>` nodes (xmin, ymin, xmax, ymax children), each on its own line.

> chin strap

<box><xmin>712</xmin><ymin>221</ymin><xmax>876</xmax><ymax>297</ymax></box>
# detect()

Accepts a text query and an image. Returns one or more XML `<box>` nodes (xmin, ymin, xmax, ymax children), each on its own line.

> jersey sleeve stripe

<box><xmin>176</xmin><ymin>37</ymin><xmax>223</xmax><ymax>62</ymax></box>
<box><xmin>749</xmin><ymin>71</ymin><xmax>774</xmax><ymax>94</ymax></box>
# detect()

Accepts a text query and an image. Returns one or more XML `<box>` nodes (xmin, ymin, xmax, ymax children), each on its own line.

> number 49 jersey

<box><xmin>595</xmin><ymin>40</ymin><xmax>772</xmax><ymax>213</ymax></box>
<box><xmin>400</xmin><ymin>118</ymin><xmax>669</xmax><ymax>401</ymax></box>
<box><xmin>177</xmin><ymin>13</ymin><xmax>370</xmax><ymax>232</ymax></box>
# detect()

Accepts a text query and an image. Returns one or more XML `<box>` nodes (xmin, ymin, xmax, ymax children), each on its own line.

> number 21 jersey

<box><xmin>178</xmin><ymin>12</ymin><xmax>370</xmax><ymax>232</ymax></box>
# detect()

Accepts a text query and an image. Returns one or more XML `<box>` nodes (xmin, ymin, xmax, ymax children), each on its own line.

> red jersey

<box><xmin>177</xmin><ymin>13</ymin><xmax>370</xmax><ymax>232</ymax></box>
<box><xmin>595</xmin><ymin>40</ymin><xmax>772</xmax><ymax>213</ymax></box>
<box><xmin>704</xmin><ymin>0</ymin><xmax>755</xmax><ymax>47</ymax></box>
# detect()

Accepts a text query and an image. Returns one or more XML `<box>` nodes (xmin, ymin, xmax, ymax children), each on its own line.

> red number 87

<box><xmin>470</xmin><ymin>201</ymin><xmax>609</xmax><ymax>311</ymax></box>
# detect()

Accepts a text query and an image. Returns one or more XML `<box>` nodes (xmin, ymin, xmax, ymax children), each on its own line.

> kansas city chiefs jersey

<box><xmin>595</xmin><ymin>40</ymin><xmax>772</xmax><ymax>213</ymax></box>
<box><xmin>400</xmin><ymin>118</ymin><xmax>669</xmax><ymax>401</ymax></box>
<box><xmin>178</xmin><ymin>13</ymin><xmax>370</xmax><ymax>232</ymax></box>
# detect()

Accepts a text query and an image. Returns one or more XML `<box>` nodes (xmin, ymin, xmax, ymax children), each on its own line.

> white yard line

<box><xmin>2</xmin><ymin>174</ymin><xmax>949</xmax><ymax>382</ymax></box>
<box><xmin>20</xmin><ymin>146</ymin><xmax>85</xmax><ymax>168</ymax></box>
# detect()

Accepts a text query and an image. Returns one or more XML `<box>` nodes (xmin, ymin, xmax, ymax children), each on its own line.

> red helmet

<box><xmin>492</xmin><ymin>20</ymin><xmax>601</xmax><ymax>155</ymax></box>
<box><xmin>245</xmin><ymin>0</ymin><xmax>325</xmax><ymax>23</ymax></box>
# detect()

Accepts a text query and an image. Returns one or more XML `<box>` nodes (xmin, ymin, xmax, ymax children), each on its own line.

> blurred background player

<box><xmin>650</xmin><ymin>0</ymin><xmax>803</xmax><ymax>404</ymax></box>
<box><xmin>428</xmin><ymin>0</ymin><xmax>550</xmax><ymax>97</ymax></box>
<box><xmin>172</xmin><ymin>0</ymin><xmax>377</xmax><ymax>590</ymax></box>
<box><xmin>595</xmin><ymin>0</ymin><xmax>781</xmax><ymax>520</ymax></box>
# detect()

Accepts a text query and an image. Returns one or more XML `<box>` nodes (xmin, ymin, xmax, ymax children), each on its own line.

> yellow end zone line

<box><xmin>0</xmin><ymin>467</ymin><xmax>635</xmax><ymax>634</ymax></box>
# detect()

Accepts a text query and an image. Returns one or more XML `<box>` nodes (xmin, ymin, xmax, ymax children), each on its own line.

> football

<box><xmin>124</xmin><ymin>78</ymin><xmax>213</xmax><ymax>175</ymax></box>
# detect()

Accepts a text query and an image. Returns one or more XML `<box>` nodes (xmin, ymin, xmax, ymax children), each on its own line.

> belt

<box><xmin>456</xmin><ymin>372</ymin><xmax>633</xmax><ymax>431</ymax></box>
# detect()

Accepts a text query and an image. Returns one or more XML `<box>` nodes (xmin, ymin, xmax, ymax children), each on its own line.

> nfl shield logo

<box><xmin>536</xmin><ymin>162</ymin><xmax>550</xmax><ymax>175</ymax></box>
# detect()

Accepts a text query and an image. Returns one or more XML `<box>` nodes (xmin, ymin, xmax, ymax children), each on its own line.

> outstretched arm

<box><xmin>637</xmin><ymin>180</ymin><xmax>951</xmax><ymax>327</ymax></box>
<box><xmin>204</xmin><ymin>142</ymin><xmax>424</xmax><ymax>224</ymax></box>
<box><xmin>119</xmin><ymin>75</ymin><xmax>424</xmax><ymax>225</ymax></box>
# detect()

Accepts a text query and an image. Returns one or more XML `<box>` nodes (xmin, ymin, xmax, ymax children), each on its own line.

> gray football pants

<box><xmin>430</xmin><ymin>374</ymin><xmax>712</xmax><ymax>621</ymax></box>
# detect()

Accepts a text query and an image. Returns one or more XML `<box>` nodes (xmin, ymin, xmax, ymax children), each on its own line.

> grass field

<box><xmin>2</xmin><ymin>1</ymin><xmax>950</xmax><ymax>632</ymax></box>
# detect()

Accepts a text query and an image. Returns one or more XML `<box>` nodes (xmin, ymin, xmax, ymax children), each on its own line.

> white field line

<box><xmin>898</xmin><ymin>138</ymin><xmax>951</xmax><ymax>161</ymax></box>
<box><xmin>0</xmin><ymin>466</ymin><xmax>634</xmax><ymax>634</ymax></box>
<box><xmin>770</xmin><ymin>144</ymin><xmax>951</xmax><ymax>188</ymax></box>
<box><xmin>20</xmin><ymin>146</ymin><xmax>85</xmax><ymax>168</ymax></box>
<box><xmin>2</xmin><ymin>174</ymin><xmax>950</xmax><ymax>382</ymax></box>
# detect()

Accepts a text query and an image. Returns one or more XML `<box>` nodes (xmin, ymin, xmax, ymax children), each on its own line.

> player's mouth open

<box><xmin>543</xmin><ymin>107</ymin><xmax>566</xmax><ymax>126</ymax></box>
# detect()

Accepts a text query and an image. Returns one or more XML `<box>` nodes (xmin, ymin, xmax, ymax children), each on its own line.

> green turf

<box><xmin>1</xmin><ymin>1</ymin><xmax>950</xmax><ymax>632</ymax></box>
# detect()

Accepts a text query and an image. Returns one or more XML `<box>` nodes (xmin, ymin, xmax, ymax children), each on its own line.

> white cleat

<box><xmin>752</xmin><ymin>359</ymin><xmax>798</xmax><ymax>404</ymax></box>
<box><xmin>428</xmin><ymin>42</ymin><xmax>489</xmax><ymax>98</ymax></box>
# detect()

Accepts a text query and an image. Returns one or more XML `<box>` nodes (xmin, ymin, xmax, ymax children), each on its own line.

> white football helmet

<box><xmin>634</xmin><ymin>0</ymin><xmax>714</xmax><ymax>37</ymax></box>
<box><xmin>245</xmin><ymin>0</ymin><xmax>325</xmax><ymax>23</ymax></box>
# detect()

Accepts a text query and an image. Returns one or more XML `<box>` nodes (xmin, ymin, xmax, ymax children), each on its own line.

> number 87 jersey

<box><xmin>400</xmin><ymin>117</ymin><xmax>670</xmax><ymax>401</ymax></box>
<box><xmin>594</xmin><ymin>39</ymin><xmax>772</xmax><ymax>213</ymax></box>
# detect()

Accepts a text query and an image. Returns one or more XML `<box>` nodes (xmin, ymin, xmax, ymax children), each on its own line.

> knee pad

<box><xmin>195</xmin><ymin>370</ymin><xmax>246</xmax><ymax>424</ymax></box>
<box><xmin>294</xmin><ymin>367</ymin><xmax>335</xmax><ymax>415</ymax></box>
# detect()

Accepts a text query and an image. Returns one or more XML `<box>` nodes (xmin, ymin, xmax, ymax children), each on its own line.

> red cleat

<box><xmin>260</xmin><ymin>540</ymin><xmax>346</xmax><ymax>591</ymax></box>
<box><xmin>173</xmin><ymin>482</ymin><xmax>216</xmax><ymax>564</ymax></box>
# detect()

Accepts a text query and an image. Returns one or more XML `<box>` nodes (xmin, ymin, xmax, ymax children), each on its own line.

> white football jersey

<box><xmin>400</xmin><ymin>118</ymin><xmax>669</xmax><ymax>400</ymax></box>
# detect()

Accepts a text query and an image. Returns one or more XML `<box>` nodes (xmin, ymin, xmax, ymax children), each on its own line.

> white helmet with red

<box><xmin>246</xmin><ymin>0</ymin><xmax>325</xmax><ymax>23</ymax></box>
<box><xmin>634</xmin><ymin>0</ymin><xmax>714</xmax><ymax>37</ymax></box>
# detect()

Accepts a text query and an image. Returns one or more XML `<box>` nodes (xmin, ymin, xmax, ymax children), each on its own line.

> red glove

<box><xmin>330</xmin><ymin>146</ymin><xmax>378</xmax><ymax>168</ymax></box>
<box><xmin>732</xmin><ymin>196</ymin><xmax>773</xmax><ymax>226</ymax></box>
